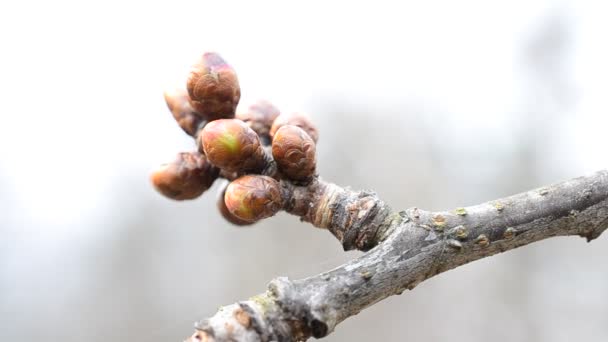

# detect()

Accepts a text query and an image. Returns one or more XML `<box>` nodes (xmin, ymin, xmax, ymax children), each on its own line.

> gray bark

<box><xmin>186</xmin><ymin>170</ymin><xmax>608</xmax><ymax>342</ymax></box>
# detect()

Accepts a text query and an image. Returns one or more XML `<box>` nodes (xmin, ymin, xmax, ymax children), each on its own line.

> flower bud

<box><xmin>199</xmin><ymin>119</ymin><xmax>267</xmax><ymax>173</ymax></box>
<box><xmin>270</xmin><ymin>112</ymin><xmax>319</xmax><ymax>143</ymax></box>
<box><xmin>150</xmin><ymin>152</ymin><xmax>219</xmax><ymax>200</ymax></box>
<box><xmin>217</xmin><ymin>183</ymin><xmax>254</xmax><ymax>226</ymax></box>
<box><xmin>187</xmin><ymin>52</ymin><xmax>240</xmax><ymax>120</ymax></box>
<box><xmin>236</xmin><ymin>100</ymin><xmax>280</xmax><ymax>141</ymax></box>
<box><xmin>224</xmin><ymin>175</ymin><xmax>283</xmax><ymax>222</ymax></box>
<box><xmin>163</xmin><ymin>88</ymin><xmax>204</xmax><ymax>136</ymax></box>
<box><xmin>272</xmin><ymin>125</ymin><xmax>316</xmax><ymax>182</ymax></box>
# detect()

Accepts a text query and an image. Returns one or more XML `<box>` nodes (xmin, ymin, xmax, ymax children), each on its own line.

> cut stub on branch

<box><xmin>150</xmin><ymin>152</ymin><xmax>219</xmax><ymax>200</ymax></box>
<box><xmin>199</xmin><ymin>119</ymin><xmax>270</xmax><ymax>174</ymax></box>
<box><xmin>187</xmin><ymin>52</ymin><xmax>241</xmax><ymax>120</ymax></box>
<box><xmin>236</xmin><ymin>100</ymin><xmax>281</xmax><ymax>144</ymax></box>
<box><xmin>270</xmin><ymin>112</ymin><xmax>319</xmax><ymax>143</ymax></box>
<box><xmin>224</xmin><ymin>175</ymin><xmax>283</xmax><ymax>223</ymax></box>
<box><xmin>163</xmin><ymin>88</ymin><xmax>205</xmax><ymax>137</ymax></box>
<box><xmin>272</xmin><ymin>125</ymin><xmax>317</xmax><ymax>183</ymax></box>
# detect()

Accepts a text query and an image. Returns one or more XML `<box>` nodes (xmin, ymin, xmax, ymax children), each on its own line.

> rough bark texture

<box><xmin>280</xmin><ymin>178</ymin><xmax>397</xmax><ymax>251</ymax></box>
<box><xmin>186</xmin><ymin>170</ymin><xmax>608</xmax><ymax>342</ymax></box>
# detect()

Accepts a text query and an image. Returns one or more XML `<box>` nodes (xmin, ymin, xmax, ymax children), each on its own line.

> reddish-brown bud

<box><xmin>224</xmin><ymin>175</ymin><xmax>283</xmax><ymax>222</ymax></box>
<box><xmin>236</xmin><ymin>100</ymin><xmax>281</xmax><ymax>141</ymax></box>
<box><xmin>187</xmin><ymin>52</ymin><xmax>240</xmax><ymax>120</ymax></box>
<box><xmin>270</xmin><ymin>112</ymin><xmax>319</xmax><ymax>143</ymax></box>
<box><xmin>150</xmin><ymin>152</ymin><xmax>219</xmax><ymax>200</ymax></box>
<box><xmin>217</xmin><ymin>183</ymin><xmax>254</xmax><ymax>226</ymax></box>
<box><xmin>272</xmin><ymin>125</ymin><xmax>317</xmax><ymax>182</ymax></box>
<box><xmin>163</xmin><ymin>88</ymin><xmax>204</xmax><ymax>136</ymax></box>
<box><xmin>199</xmin><ymin>119</ymin><xmax>267</xmax><ymax>173</ymax></box>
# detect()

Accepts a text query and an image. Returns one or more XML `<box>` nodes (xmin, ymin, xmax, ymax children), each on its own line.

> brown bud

<box><xmin>199</xmin><ymin>119</ymin><xmax>267</xmax><ymax>173</ymax></box>
<box><xmin>217</xmin><ymin>183</ymin><xmax>254</xmax><ymax>226</ymax></box>
<box><xmin>150</xmin><ymin>152</ymin><xmax>219</xmax><ymax>200</ymax></box>
<box><xmin>236</xmin><ymin>100</ymin><xmax>280</xmax><ymax>141</ymax></box>
<box><xmin>270</xmin><ymin>112</ymin><xmax>319</xmax><ymax>143</ymax></box>
<box><xmin>187</xmin><ymin>52</ymin><xmax>240</xmax><ymax>120</ymax></box>
<box><xmin>272</xmin><ymin>125</ymin><xmax>316</xmax><ymax>182</ymax></box>
<box><xmin>224</xmin><ymin>175</ymin><xmax>283</xmax><ymax>222</ymax></box>
<box><xmin>163</xmin><ymin>88</ymin><xmax>204</xmax><ymax>136</ymax></box>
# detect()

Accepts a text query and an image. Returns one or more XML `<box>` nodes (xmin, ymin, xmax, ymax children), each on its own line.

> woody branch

<box><xmin>149</xmin><ymin>52</ymin><xmax>608</xmax><ymax>342</ymax></box>
<box><xmin>187</xmin><ymin>170</ymin><xmax>608</xmax><ymax>342</ymax></box>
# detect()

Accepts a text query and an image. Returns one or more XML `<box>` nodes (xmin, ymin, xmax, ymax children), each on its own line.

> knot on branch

<box><xmin>268</xmin><ymin>277</ymin><xmax>336</xmax><ymax>340</ymax></box>
<box><xmin>327</xmin><ymin>190</ymin><xmax>392</xmax><ymax>251</ymax></box>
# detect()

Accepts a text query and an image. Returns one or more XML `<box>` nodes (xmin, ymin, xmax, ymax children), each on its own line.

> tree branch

<box><xmin>160</xmin><ymin>52</ymin><xmax>607</xmax><ymax>341</ymax></box>
<box><xmin>280</xmin><ymin>178</ymin><xmax>397</xmax><ymax>251</ymax></box>
<box><xmin>186</xmin><ymin>170</ymin><xmax>608</xmax><ymax>342</ymax></box>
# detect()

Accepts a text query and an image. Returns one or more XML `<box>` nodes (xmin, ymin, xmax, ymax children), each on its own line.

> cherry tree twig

<box><xmin>186</xmin><ymin>169</ymin><xmax>608</xmax><ymax>342</ymax></box>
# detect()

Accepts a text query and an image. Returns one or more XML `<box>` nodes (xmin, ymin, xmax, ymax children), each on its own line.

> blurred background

<box><xmin>1</xmin><ymin>0</ymin><xmax>607</xmax><ymax>341</ymax></box>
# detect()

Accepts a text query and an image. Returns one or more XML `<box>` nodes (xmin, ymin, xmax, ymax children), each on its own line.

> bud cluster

<box><xmin>224</xmin><ymin>175</ymin><xmax>283</xmax><ymax>222</ymax></box>
<box><xmin>272</xmin><ymin>125</ymin><xmax>316</xmax><ymax>182</ymax></box>
<box><xmin>152</xmin><ymin>52</ymin><xmax>321</xmax><ymax>225</ymax></box>
<box><xmin>199</xmin><ymin>119</ymin><xmax>267</xmax><ymax>173</ymax></box>
<box><xmin>187</xmin><ymin>52</ymin><xmax>241</xmax><ymax>120</ymax></box>
<box><xmin>236</xmin><ymin>100</ymin><xmax>280</xmax><ymax>143</ymax></box>
<box><xmin>150</xmin><ymin>152</ymin><xmax>218</xmax><ymax>200</ymax></box>
<box><xmin>163</xmin><ymin>88</ymin><xmax>203</xmax><ymax>137</ymax></box>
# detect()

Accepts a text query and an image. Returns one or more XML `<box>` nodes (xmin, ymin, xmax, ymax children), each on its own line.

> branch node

<box><xmin>450</xmin><ymin>225</ymin><xmax>468</xmax><ymax>240</ymax></box>
<box><xmin>454</xmin><ymin>207</ymin><xmax>468</xmax><ymax>216</ymax></box>
<box><xmin>503</xmin><ymin>227</ymin><xmax>517</xmax><ymax>239</ymax></box>
<box><xmin>493</xmin><ymin>201</ymin><xmax>505</xmax><ymax>212</ymax></box>
<box><xmin>432</xmin><ymin>214</ymin><xmax>446</xmax><ymax>231</ymax></box>
<box><xmin>474</xmin><ymin>234</ymin><xmax>490</xmax><ymax>247</ymax></box>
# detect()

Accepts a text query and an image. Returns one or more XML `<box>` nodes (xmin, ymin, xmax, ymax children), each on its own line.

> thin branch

<box><xmin>186</xmin><ymin>170</ymin><xmax>608</xmax><ymax>342</ymax></box>
<box><xmin>280</xmin><ymin>178</ymin><xmax>396</xmax><ymax>251</ymax></box>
